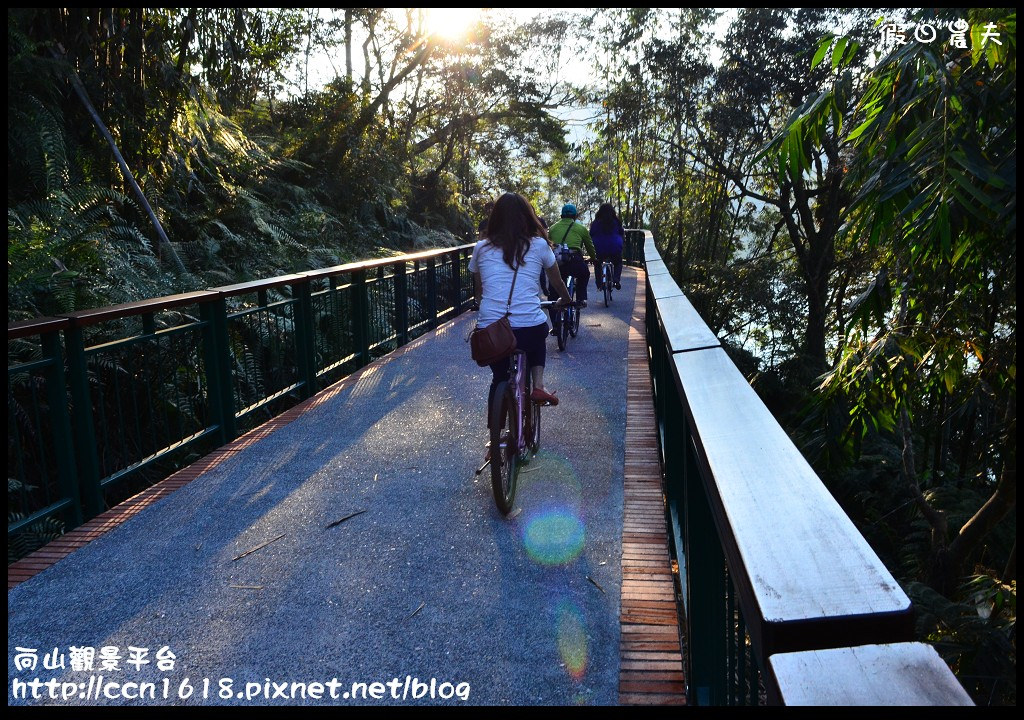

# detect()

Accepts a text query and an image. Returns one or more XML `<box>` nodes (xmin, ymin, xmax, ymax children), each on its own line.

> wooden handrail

<box><xmin>300</xmin><ymin>242</ymin><xmax>475</xmax><ymax>282</ymax></box>
<box><xmin>7</xmin><ymin>243</ymin><xmax>476</xmax><ymax>335</ymax></box>
<box><xmin>8</xmin><ymin>316</ymin><xmax>71</xmax><ymax>339</ymax></box>
<box><xmin>640</xmin><ymin>229</ymin><xmax>969</xmax><ymax>705</ymax></box>
<box><xmin>58</xmin><ymin>291</ymin><xmax>221</xmax><ymax>328</ymax></box>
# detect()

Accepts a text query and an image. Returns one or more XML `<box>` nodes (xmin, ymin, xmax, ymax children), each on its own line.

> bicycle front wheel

<box><xmin>489</xmin><ymin>381</ymin><xmax>519</xmax><ymax>515</ymax></box>
<box><xmin>525</xmin><ymin>380</ymin><xmax>541</xmax><ymax>455</ymax></box>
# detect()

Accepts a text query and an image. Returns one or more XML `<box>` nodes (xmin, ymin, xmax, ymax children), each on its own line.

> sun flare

<box><xmin>423</xmin><ymin>7</ymin><xmax>481</xmax><ymax>40</ymax></box>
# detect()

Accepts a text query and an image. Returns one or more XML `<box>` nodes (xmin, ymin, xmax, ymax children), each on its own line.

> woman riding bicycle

<box><xmin>590</xmin><ymin>203</ymin><xmax>625</xmax><ymax>291</ymax></box>
<box><xmin>470</xmin><ymin>193</ymin><xmax>571</xmax><ymax>420</ymax></box>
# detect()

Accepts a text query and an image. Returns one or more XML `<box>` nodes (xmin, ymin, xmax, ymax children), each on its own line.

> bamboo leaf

<box><xmin>846</xmin><ymin>114</ymin><xmax>878</xmax><ymax>142</ymax></box>
<box><xmin>938</xmin><ymin>203</ymin><xmax>951</xmax><ymax>257</ymax></box>
<box><xmin>948</xmin><ymin>167</ymin><xmax>1003</xmax><ymax>214</ymax></box>
<box><xmin>831</xmin><ymin>37</ymin><xmax>849</xmax><ymax>70</ymax></box>
<box><xmin>950</xmin><ymin>150</ymin><xmax>1006</xmax><ymax>189</ymax></box>
<box><xmin>812</xmin><ymin>36</ymin><xmax>834</xmax><ymax>70</ymax></box>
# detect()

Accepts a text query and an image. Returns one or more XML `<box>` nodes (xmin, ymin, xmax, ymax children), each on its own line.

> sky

<box><xmin>291</xmin><ymin>8</ymin><xmax>740</xmax><ymax>163</ymax></box>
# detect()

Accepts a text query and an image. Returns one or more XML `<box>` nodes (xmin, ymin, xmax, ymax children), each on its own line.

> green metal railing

<box><xmin>7</xmin><ymin>244</ymin><xmax>474</xmax><ymax>557</ymax></box>
<box><xmin>638</xmin><ymin>230</ymin><xmax>972</xmax><ymax>706</ymax></box>
<box><xmin>623</xmin><ymin>228</ymin><xmax>645</xmax><ymax>266</ymax></box>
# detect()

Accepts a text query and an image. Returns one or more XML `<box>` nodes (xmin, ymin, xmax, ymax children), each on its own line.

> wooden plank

<box><xmin>620</xmin><ymin>680</ymin><xmax>685</xmax><ymax>694</ymax></box>
<box><xmin>619</xmin><ymin>693</ymin><xmax>686</xmax><ymax>706</ymax></box>
<box><xmin>621</xmin><ymin>671</ymin><xmax>685</xmax><ymax>683</ymax></box>
<box><xmin>621</xmin><ymin>651</ymin><xmax>683</xmax><ymax>661</ymax></box>
<box><xmin>644</xmin><ymin>259</ymin><xmax>671</xmax><ymax>276</ymax></box>
<box><xmin>767</xmin><ymin>643</ymin><xmax>973</xmax><ymax>706</ymax></box>
<box><xmin>655</xmin><ymin>293</ymin><xmax>720</xmax><ymax>353</ymax></box>
<box><xmin>646</xmin><ymin>271</ymin><xmax>685</xmax><ymax>301</ymax></box>
<box><xmin>619</xmin><ymin>267</ymin><xmax>686</xmax><ymax>706</ymax></box>
<box><xmin>672</xmin><ymin>347</ymin><xmax>913</xmax><ymax>660</ymax></box>
<box><xmin>642</xmin><ymin>237</ymin><xmax>658</xmax><ymax>262</ymax></box>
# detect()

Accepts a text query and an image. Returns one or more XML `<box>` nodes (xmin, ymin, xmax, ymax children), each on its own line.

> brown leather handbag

<box><xmin>469</xmin><ymin>265</ymin><xmax>519</xmax><ymax>367</ymax></box>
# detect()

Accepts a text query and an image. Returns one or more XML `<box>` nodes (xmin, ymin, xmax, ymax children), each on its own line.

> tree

<box><xmin>771</xmin><ymin>9</ymin><xmax>1015</xmax><ymax>703</ymax></box>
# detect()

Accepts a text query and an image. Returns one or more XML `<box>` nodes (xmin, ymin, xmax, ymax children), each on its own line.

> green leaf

<box><xmin>952</xmin><ymin>238</ymin><xmax>972</xmax><ymax>264</ymax></box>
<box><xmin>846</xmin><ymin>114</ymin><xmax>877</xmax><ymax>142</ymax></box>
<box><xmin>831</xmin><ymin>37</ymin><xmax>849</xmax><ymax>70</ymax></box>
<box><xmin>986</xmin><ymin>38</ymin><xmax>1000</xmax><ymax>68</ymax></box>
<box><xmin>899</xmin><ymin>188</ymin><xmax>931</xmax><ymax>220</ymax></box>
<box><xmin>843</xmin><ymin>40</ymin><xmax>860</xmax><ymax>65</ymax></box>
<box><xmin>949</xmin><ymin>187</ymin><xmax>991</xmax><ymax>224</ymax></box>
<box><xmin>787</xmin><ymin>122</ymin><xmax>803</xmax><ymax>178</ymax></box>
<box><xmin>938</xmin><ymin>203</ymin><xmax>951</xmax><ymax>257</ymax></box>
<box><xmin>942</xmin><ymin>366</ymin><xmax>957</xmax><ymax>394</ymax></box>
<box><xmin>970</xmin><ymin>24</ymin><xmax>985</xmax><ymax>66</ymax></box>
<box><xmin>830</xmin><ymin>97</ymin><xmax>842</xmax><ymax>135</ymax></box>
<box><xmin>948</xmin><ymin>167</ymin><xmax>1003</xmax><ymax>214</ymax></box>
<box><xmin>950</xmin><ymin>150</ymin><xmax>1006</xmax><ymax>189</ymax></box>
<box><xmin>811</xmin><ymin>36</ymin><xmax>834</xmax><ymax>70</ymax></box>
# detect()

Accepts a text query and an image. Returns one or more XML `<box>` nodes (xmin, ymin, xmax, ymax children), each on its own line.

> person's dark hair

<box><xmin>593</xmin><ymin>203</ymin><xmax>621</xmax><ymax>235</ymax></box>
<box><xmin>484</xmin><ymin>193</ymin><xmax>548</xmax><ymax>268</ymax></box>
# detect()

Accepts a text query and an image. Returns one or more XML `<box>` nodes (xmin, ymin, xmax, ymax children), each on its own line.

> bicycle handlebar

<box><xmin>540</xmin><ymin>300</ymin><xmax>580</xmax><ymax>308</ymax></box>
<box><xmin>471</xmin><ymin>300</ymin><xmax>577</xmax><ymax>310</ymax></box>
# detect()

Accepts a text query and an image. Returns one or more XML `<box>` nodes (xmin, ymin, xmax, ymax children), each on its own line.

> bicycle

<box><xmin>551</xmin><ymin>275</ymin><xmax>582</xmax><ymax>352</ymax></box>
<box><xmin>600</xmin><ymin>259</ymin><xmax>614</xmax><ymax>306</ymax></box>
<box><xmin>475</xmin><ymin>300</ymin><xmax>561</xmax><ymax>515</ymax></box>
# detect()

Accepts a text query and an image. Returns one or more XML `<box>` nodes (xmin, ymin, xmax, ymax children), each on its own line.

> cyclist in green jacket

<box><xmin>547</xmin><ymin>203</ymin><xmax>596</xmax><ymax>312</ymax></box>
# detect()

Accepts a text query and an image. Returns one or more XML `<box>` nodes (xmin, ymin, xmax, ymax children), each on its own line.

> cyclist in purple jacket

<box><xmin>590</xmin><ymin>203</ymin><xmax>625</xmax><ymax>291</ymax></box>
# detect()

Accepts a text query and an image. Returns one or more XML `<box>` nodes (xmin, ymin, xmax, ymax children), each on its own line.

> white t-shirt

<box><xmin>469</xmin><ymin>237</ymin><xmax>556</xmax><ymax>328</ymax></box>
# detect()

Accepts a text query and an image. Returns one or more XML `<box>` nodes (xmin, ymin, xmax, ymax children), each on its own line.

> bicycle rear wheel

<box><xmin>603</xmin><ymin>264</ymin><xmax>612</xmax><ymax>306</ymax></box>
<box><xmin>558</xmin><ymin>278</ymin><xmax>572</xmax><ymax>351</ymax></box>
<box><xmin>567</xmin><ymin>277</ymin><xmax>579</xmax><ymax>339</ymax></box>
<box><xmin>489</xmin><ymin>381</ymin><xmax>519</xmax><ymax>515</ymax></box>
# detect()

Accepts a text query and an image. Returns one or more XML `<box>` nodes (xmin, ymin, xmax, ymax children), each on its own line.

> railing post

<box><xmin>63</xmin><ymin>324</ymin><xmax>103</xmax><ymax>519</ymax></box>
<box><xmin>41</xmin><ymin>330</ymin><xmax>82</xmax><ymax>527</ymax></box>
<box><xmin>395</xmin><ymin>261</ymin><xmax>409</xmax><ymax>347</ymax></box>
<box><xmin>662</xmin><ymin>358</ymin><xmax>687</xmax><ymax>612</ymax></box>
<box><xmin>426</xmin><ymin>257</ymin><xmax>438</xmax><ymax>329</ymax></box>
<box><xmin>291</xmin><ymin>280</ymin><xmax>317</xmax><ymax>399</ymax></box>
<box><xmin>683</xmin><ymin>415</ymin><xmax>728</xmax><ymax>705</ymax></box>
<box><xmin>351</xmin><ymin>270</ymin><xmax>371</xmax><ymax>366</ymax></box>
<box><xmin>200</xmin><ymin>297</ymin><xmax>237</xmax><ymax>444</ymax></box>
<box><xmin>450</xmin><ymin>251</ymin><xmax>463</xmax><ymax>314</ymax></box>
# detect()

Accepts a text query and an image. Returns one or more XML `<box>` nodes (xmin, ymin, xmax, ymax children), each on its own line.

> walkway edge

<box><xmin>7</xmin><ymin>314</ymin><xmax>472</xmax><ymax>590</ymax></box>
<box><xmin>618</xmin><ymin>269</ymin><xmax>687</xmax><ymax>705</ymax></box>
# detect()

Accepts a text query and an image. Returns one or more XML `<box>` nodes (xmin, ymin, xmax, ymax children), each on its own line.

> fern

<box><xmin>8</xmin><ymin>513</ymin><xmax>66</xmax><ymax>564</ymax></box>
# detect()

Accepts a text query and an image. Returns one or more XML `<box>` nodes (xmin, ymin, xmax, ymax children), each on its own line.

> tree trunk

<box><xmin>942</xmin><ymin>403</ymin><xmax>1016</xmax><ymax>586</ymax></box>
<box><xmin>159</xmin><ymin>9</ymin><xmax>196</xmax><ymax>158</ymax></box>
<box><xmin>345</xmin><ymin>9</ymin><xmax>352</xmax><ymax>83</ymax></box>
<box><xmin>57</xmin><ymin>50</ymin><xmax>188</xmax><ymax>276</ymax></box>
<box><xmin>803</xmin><ymin>275</ymin><xmax>828</xmax><ymax>368</ymax></box>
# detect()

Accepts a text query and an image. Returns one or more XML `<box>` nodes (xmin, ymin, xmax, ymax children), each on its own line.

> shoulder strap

<box><xmin>504</xmin><ymin>264</ymin><xmax>520</xmax><ymax>316</ymax></box>
<box><xmin>559</xmin><ymin>221</ymin><xmax>573</xmax><ymax>246</ymax></box>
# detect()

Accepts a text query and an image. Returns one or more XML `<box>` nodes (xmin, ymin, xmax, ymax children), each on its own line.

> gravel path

<box><xmin>7</xmin><ymin>268</ymin><xmax>638</xmax><ymax>707</ymax></box>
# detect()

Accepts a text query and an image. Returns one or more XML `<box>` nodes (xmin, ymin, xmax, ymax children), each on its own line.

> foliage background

<box><xmin>6</xmin><ymin>7</ymin><xmax>1015</xmax><ymax>704</ymax></box>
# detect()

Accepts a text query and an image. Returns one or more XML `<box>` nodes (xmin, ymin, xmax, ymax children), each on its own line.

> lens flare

<box><xmin>424</xmin><ymin>8</ymin><xmax>480</xmax><ymax>40</ymax></box>
<box><xmin>556</xmin><ymin>600</ymin><xmax>588</xmax><ymax>680</ymax></box>
<box><xmin>522</xmin><ymin>508</ymin><xmax>585</xmax><ymax>566</ymax></box>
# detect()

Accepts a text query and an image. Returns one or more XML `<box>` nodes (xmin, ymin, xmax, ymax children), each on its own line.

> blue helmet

<box><xmin>561</xmin><ymin>203</ymin><xmax>578</xmax><ymax>218</ymax></box>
